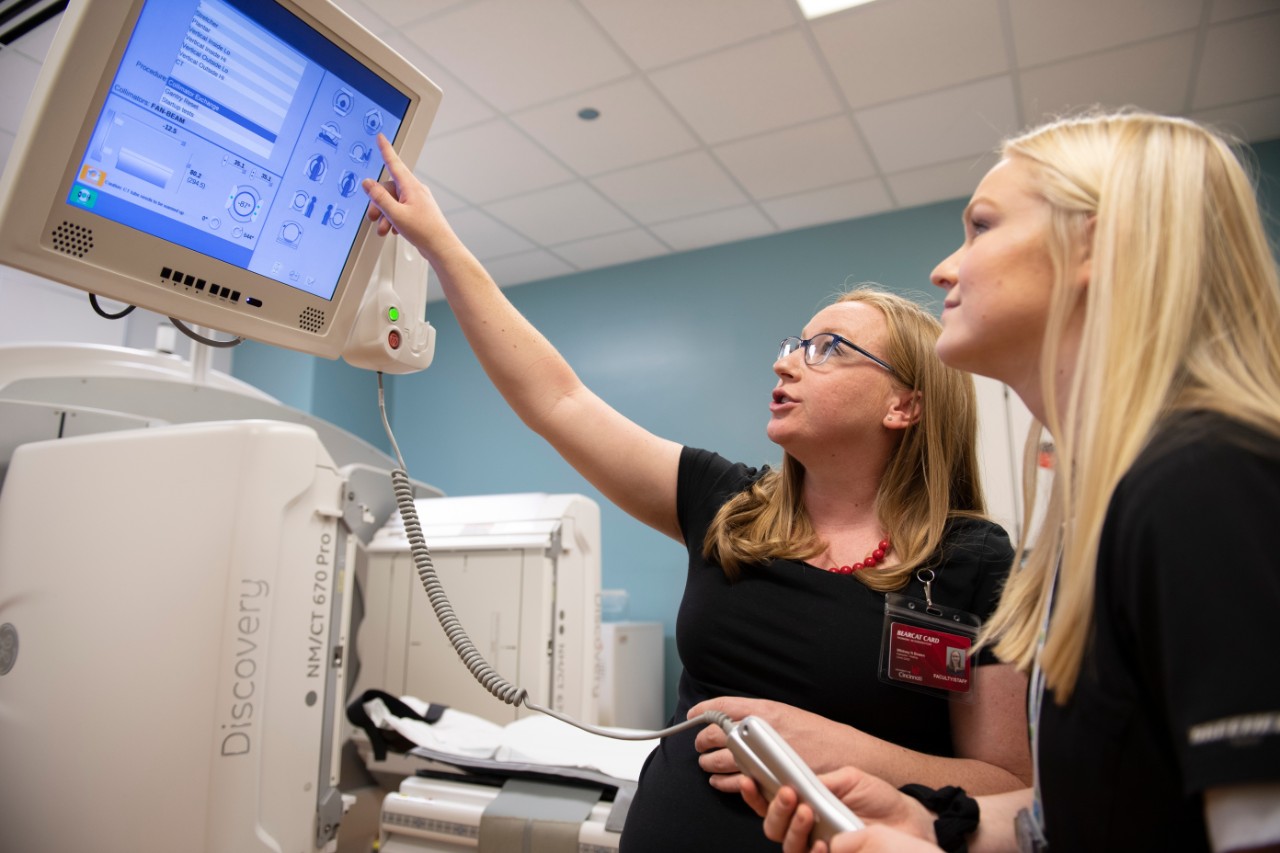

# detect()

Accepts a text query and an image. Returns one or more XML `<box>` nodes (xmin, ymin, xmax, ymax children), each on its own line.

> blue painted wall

<box><xmin>234</xmin><ymin>138</ymin><xmax>1280</xmax><ymax>717</ymax></box>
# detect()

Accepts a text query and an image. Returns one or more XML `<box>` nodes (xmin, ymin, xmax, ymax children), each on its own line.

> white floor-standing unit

<box><xmin>354</xmin><ymin>493</ymin><xmax>603</xmax><ymax>729</ymax></box>
<box><xmin>599</xmin><ymin>621</ymin><xmax>665</xmax><ymax>731</ymax></box>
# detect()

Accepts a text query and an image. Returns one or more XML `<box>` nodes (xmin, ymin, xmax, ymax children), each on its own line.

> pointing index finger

<box><xmin>375</xmin><ymin>133</ymin><xmax>411</xmax><ymax>184</ymax></box>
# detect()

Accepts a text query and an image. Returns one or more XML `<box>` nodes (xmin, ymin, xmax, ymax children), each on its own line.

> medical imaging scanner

<box><xmin>0</xmin><ymin>339</ymin><xmax>433</xmax><ymax>849</ymax></box>
<box><xmin>0</xmin><ymin>339</ymin><xmax>617</xmax><ymax>853</ymax></box>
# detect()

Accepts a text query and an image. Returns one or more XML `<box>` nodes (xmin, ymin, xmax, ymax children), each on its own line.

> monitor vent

<box><xmin>299</xmin><ymin>306</ymin><xmax>325</xmax><ymax>333</ymax></box>
<box><xmin>50</xmin><ymin>221</ymin><xmax>94</xmax><ymax>258</ymax></box>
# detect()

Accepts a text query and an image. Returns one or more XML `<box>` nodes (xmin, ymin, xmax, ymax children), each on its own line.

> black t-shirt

<box><xmin>619</xmin><ymin>447</ymin><xmax>1015</xmax><ymax>851</ymax></box>
<box><xmin>1038</xmin><ymin>413</ymin><xmax>1280</xmax><ymax>852</ymax></box>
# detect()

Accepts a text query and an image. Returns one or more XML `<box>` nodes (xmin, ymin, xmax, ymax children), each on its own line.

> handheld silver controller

<box><xmin>726</xmin><ymin>716</ymin><xmax>865</xmax><ymax>844</ymax></box>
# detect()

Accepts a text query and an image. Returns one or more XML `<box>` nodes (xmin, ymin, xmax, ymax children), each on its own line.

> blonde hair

<box><xmin>704</xmin><ymin>286</ymin><xmax>989</xmax><ymax>592</ymax></box>
<box><xmin>981</xmin><ymin>111</ymin><xmax>1280</xmax><ymax>699</ymax></box>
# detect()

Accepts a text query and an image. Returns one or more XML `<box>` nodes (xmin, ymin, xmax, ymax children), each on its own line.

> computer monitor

<box><xmin>0</xmin><ymin>0</ymin><xmax>442</xmax><ymax>361</ymax></box>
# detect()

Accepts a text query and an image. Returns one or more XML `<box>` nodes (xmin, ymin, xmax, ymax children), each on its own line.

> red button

<box><xmin>388</xmin><ymin>329</ymin><xmax>401</xmax><ymax>349</ymax></box>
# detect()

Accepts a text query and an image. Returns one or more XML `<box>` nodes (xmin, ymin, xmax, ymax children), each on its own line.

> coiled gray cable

<box><xmin>376</xmin><ymin>372</ymin><xmax>730</xmax><ymax>741</ymax></box>
<box><xmin>388</xmin><ymin>466</ymin><xmax>527</xmax><ymax>705</ymax></box>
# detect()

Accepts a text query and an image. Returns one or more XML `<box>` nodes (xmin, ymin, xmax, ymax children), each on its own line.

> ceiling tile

<box><xmin>552</xmin><ymin>228</ymin><xmax>668</xmax><ymax>270</ymax></box>
<box><xmin>649</xmin><ymin>206</ymin><xmax>777</xmax><ymax>252</ymax></box>
<box><xmin>856</xmin><ymin>76</ymin><xmax>1019</xmax><ymax>173</ymax></box>
<box><xmin>760</xmin><ymin>178</ymin><xmax>894</xmax><ymax>230</ymax></box>
<box><xmin>407</xmin><ymin>0</ymin><xmax>633</xmax><ymax>112</ymax></box>
<box><xmin>8</xmin><ymin>0</ymin><xmax>1277</xmax><ymax>292</ymax></box>
<box><xmin>478</xmin><ymin>249</ymin><xmax>576</xmax><ymax>289</ymax></box>
<box><xmin>487</xmin><ymin>182</ymin><xmax>635</xmax><ymax>245</ymax></box>
<box><xmin>512</xmin><ymin>77</ymin><xmax>699</xmax><ymax>176</ymax></box>
<box><xmin>886</xmin><ymin>152</ymin><xmax>1000</xmax><ymax>208</ymax></box>
<box><xmin>423</xmin><ymin>182</ymin><xmax>467</xmax><ymax>213</ymax></box>
<box><xmin>813</xmin><ymin>0</ymin><xmax>1007</xmax><ymax>109</ymax></box>
<box><xmin>649</xmin><ymin>30</ymin><xmax>843</xmax><ymax>145</ymax></box>
<box><xmin>0</xmin><ymin>49</ymin><xmax>40</xmax><ymax>137</ymax></box>
<box><xmin>714</xmin><ymin>115</ymin><xmax>876</xmax><ymax>199</ymax></box>
<box><xmin>1192</xmin><ymin>96</ymin><xmax>1280</xmax><ymax>144</ymax></box>
<box><xmin>374</xmin><ymin>34</ymin><xmax>496</xmax><ymax>135</ymax></box>
<box><xmin>579</xmin><ymin>0</ymin><xmax>796</xmax><ymax>69</ymax></box>
<box><xmin>1009</xmin><ymin>0</ymin><xmax>1203</xmax><ymax>67</ymax></box>
<box><xmin>1193</xmin><ymin>13</ymin><xmax>1280</xmax><ymax>109</ymax></box>
<box><xmin>592</xmin><ymin>151</ymin><xmax>748</xmax><ymax>223</ymax></box>
<box><xmin>1210</xmin><ymin>0</ymin><xmax>1280</xmax><ymax>22</ymax></box>
<box><xmin>7</xmin><ymin>13</ymin><xmax>59</xmax><ymax>61</ymax></box>
<box><xmin>1020</xmin><ymin>33</ymin><xmax>1197</xmax><ymax>124</ymax></box>
<box><xmin>442</xmin><ymin>208</ymin><xmax>536</xmax><ymax>260</ymax></box>
<box><xmin>418</xmin><ymin>120</ymin><xmax>573</xmax><ymax>203</ymax></box>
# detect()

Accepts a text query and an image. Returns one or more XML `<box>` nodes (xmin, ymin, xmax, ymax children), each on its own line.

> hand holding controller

<box><xmin>726</xmin><ymin>715</ymin><xmax>864</xmax><ymax>845</ymax></box>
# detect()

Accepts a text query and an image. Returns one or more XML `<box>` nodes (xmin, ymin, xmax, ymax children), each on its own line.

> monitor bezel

<box><xmin>0</xmin><ymin>0</ymin><xmax>441</xmax><ymax>360</ymax></box>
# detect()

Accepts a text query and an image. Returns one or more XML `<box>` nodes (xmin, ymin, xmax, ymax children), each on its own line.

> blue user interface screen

<box><xmin>69</xmin><ymin>0</ymin><xmax>409</xmax><ymax>301</ymax></box>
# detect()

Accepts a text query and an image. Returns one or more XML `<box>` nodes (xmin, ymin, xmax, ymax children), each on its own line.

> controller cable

<box><xmin>376</xmin><ymin>372</ymin><xmax>732</xmax><ymax>741</ymax></box>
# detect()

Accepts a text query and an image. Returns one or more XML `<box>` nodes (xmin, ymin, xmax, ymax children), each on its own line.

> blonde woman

<box><xmin>362</xmin><ymin>134</ymin><xmax>1029</xmax><ymax>852</ymax></box>
<box><xmin>745</xmin><ymin>112</ymin><xmax>1280</xmax><ymax>853</ymax></box>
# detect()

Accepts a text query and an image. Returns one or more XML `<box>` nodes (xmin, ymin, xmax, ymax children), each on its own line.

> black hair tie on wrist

<box><xmin>898</xmin><ymin>784</ymin><xmax>980</xmax><ymax>853</ymax></box>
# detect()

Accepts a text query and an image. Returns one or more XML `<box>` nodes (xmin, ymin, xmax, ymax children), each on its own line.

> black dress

<box><xmin>619</xmin><ymin>447</ymin><xmax>1015</xmax><ymax>851</ymax></box>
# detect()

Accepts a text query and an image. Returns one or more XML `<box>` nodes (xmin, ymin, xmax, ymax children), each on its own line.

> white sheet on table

<box><xmin>362</xmin><ymin>695</ymin><xmax>659</xmax><ymax>780</ymax></box>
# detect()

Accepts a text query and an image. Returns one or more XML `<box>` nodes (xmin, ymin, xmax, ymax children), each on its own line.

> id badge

<box><xmin>878</xmin><ymin>592</ymin><xmax>981</xmax><ymax>701</ymax></box>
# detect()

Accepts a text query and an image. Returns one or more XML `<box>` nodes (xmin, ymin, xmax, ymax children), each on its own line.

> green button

<box><xmin>387</xmin><ymin>306</ymin><xmax>399</xmax><ymax>322</ymax></box>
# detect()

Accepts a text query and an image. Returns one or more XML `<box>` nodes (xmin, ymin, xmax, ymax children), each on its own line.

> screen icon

<box><xmin>68</xmin><ymin>184</ymin><xmax>98</xmax><ymax>208</ymax></box>
<box><xmin>79</xmin><ymin>165</ymin><xmax>106</xmax><ymax>186</ymax></box>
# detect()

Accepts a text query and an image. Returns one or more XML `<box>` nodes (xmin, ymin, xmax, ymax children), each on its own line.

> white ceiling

<box><xmin>2</xmin><ymin>0</ymin><xmax>1279</xmax><ymax>289</ymax></box>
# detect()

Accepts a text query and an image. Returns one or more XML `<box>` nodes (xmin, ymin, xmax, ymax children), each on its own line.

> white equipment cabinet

<box><xmin>599</xmin><ymin>621</ymin><xmax>664</xmax><ymax>731</ymax></box>
<box><xmin>355</xmin><ymin>493</ymin><xmax>602</xmax><ymax>727</ymax></box>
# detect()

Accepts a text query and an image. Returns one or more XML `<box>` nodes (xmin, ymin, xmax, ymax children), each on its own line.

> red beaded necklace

<box><xmin>828</xmin><ymin>538</ymin><xmax>891</xmax><ymax>575</ymax></box>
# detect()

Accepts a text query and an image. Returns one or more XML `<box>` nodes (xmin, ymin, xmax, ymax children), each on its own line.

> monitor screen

<box><xmin>77</xmin><ymin>0</ymin><xmax>409</xmax><ymax>302</ymax></box>
<box><xmin>0</xmin><ymin>0</ymin><xmax>441</xmax><ymax>360</ymax></box>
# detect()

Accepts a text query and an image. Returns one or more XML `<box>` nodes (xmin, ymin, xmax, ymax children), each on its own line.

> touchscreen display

<box><xmin>67</xmin><ymin>0</ymin><xmax>409</xmax><ymax>301</ymax></box>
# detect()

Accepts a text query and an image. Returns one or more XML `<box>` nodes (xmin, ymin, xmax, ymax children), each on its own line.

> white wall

<box><xmin>973</xmin><ymin>374</ymin><xmax>1035</xmax><ymax>545</ymax></box>
<box><xmin>1</xmin><ymin>265</ymin><xmax>127</xmax><ymax>347</ymax></box>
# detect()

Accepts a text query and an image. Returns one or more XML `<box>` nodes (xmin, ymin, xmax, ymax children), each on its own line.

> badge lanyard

<box><xmin>1016</xmin><ymin>559</ymin><xmax>1059</xmax><ymax>853</ymax></box>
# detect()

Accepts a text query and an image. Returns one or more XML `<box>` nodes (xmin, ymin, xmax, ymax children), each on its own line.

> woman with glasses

<box><xmin>743</xmin><ymin>111</ymin><xmax>1280</xmax><ymax>853</ymax></box>
<box><xmin>362</xmin><ymin>134</ymin><xmax>1030</xmax><ymax>852</ymax></box>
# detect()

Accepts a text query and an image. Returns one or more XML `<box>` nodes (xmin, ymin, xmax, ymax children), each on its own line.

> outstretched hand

<box><xmin>361</xmin><ymin>134</ymin><xmax>462</xmax><ymax>263</ymax></box>
<box><xmin>740</xmin><ymin>767</ymin><xmax>938</xmax><ymax>853</ymax></box>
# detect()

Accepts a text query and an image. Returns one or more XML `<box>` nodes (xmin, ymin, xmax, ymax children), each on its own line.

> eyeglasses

<box><xmin>777</xmin><ymin>333</ymin><xmax>901</xmax><ymax>379</ymax></box>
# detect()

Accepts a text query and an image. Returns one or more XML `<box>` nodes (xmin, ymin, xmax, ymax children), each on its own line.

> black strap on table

<box><xmin>345</xmin><ymin>688</ymin><xmax>448</xmax><ymax>761</ymax></box>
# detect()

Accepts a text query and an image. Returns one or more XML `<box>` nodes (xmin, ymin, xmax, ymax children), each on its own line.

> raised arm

<box><xmin>363</xmin><ymin>135</ymin><xmax>682</xmax><ymax>541</ymax></box>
